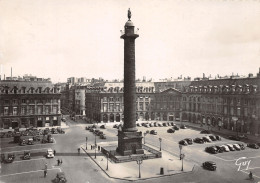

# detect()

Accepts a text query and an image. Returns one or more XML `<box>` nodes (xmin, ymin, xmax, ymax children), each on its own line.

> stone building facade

<box><xmin>0</xmin><ymin>80</ymin><xmax>61</xmax><ymax>129</ymax></box>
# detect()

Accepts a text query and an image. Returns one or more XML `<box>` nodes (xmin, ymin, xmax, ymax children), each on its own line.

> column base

<box><xmin>117</xmin><ymin>130</ymin><xmax>144</xmax><ymax>156</ymax></box>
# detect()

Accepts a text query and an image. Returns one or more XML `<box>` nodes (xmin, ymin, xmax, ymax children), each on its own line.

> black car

<box><xmin>215</xmin><ymin>145</ymin><xmax>224</xmax><ymax>153</ymax></box>
<box><xmin>228</xmin><ymin>135</ymin><xmax>240</xmax><ymax>141</ymax></box>
<box><xmin>137</xmin><ymin>123</ymin><xmax>141</xmax><ymax>127</ymax></box>
<box><xmin>215</xmin><ymin>135</ymin><xmax>221</xmax><ymax>141</ymax></box>
<box><xmin>238</xmin><ymin>143</ymin><xmax>245</xmax><ymax>150</ymax></box>
<box><xmin>184</xmin><ymin>138</ymin><xmax>193</xmax><ymax>145</ymax></box>
<box><xmin>89</xmin><ymin>128</ymin><xmax>94</xmax><ymax>132</ymax></box>
<box><xmin>167</xmin><ymin>128</ymin><xmax>175</xmax><ymax>133</ymax></box>
<box><xmin>173</xmin><ymin>126</ymin><xmax>179</xmax><ymax>130</ymax></box>
<box><xmin>205</xmin><ymin>146</ymin><xmax>218</xmax><ymax>154</ymax></box>
<box><xmin>209</xmin><ymin>135</ymin><xmax>217</xmax><ymax>141</ymax></box>
<box><xmin>247</xmin><ymin>143</ymin><xmax>260</xmax><ymax>149</ymax></box>
<box><xmin>100</xmin><ymin>125</ymin><xmax>106</xmax><ymax>129</ymax></box>
<box><xmin>226</xmin><ymin>144</ymin><xmax>236</xmax><ymax>151</ymax></box>
<box><xmin>154</xmin><ymin>123</ymin><xmax>158</xmax><ymax>127</ymax></box>
<box><xmin>180</xmin><ymin>124</ymin><xmax>187</xmax><ymax>129</ymax></box>
<box><xmin>150</xmin><ymin>130</ymin><xmax>157</xmax><ymax>135</ymax></box>
<box><xmin>85</xmin><ymin>126</ymin><xmax>90</xmax><ymax>130</ymax></box>
<box><xmin>194</xmin><ymin>138</ymin><xmax>204</xmax><ymax>144</ymax></box>
<box><xmin>179</xmin><ymin>140</ymin><xmax>188</xmax><ymax>146</ymax></box>
<box><xmin>203</xmin><ymin>161</ymin><xmax>217</xmax><ymax>171</ymax></box>
<box><xmin>163</xmin><ymin>123</ymin><xmax>168</xmax><ymax>127</ymax></box>
<box><xmin>200</xmin><ymin>130</ymin><xmax>210</xmax><ymax>134</ymax></box>
<box><xmin>113</xmin><ymin>124</ymin><xmax>118</xmax><ymax>128</ymax></box>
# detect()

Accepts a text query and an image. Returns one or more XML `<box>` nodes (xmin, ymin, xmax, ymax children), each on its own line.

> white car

<box><xmin>46</xmin><ymin>149</ymin><xmax>54</xmax><ymax>158</ymax></box>
<box><xmin>220</xmin><ymin>145</ymin><xmax>230</xmax><ymax>152</ymax></box>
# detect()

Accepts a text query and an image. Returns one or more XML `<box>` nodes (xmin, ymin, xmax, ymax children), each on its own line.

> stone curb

<box><xmin>81</xmin><ymin>145</ymin><xmax>195</xmax><ymax>182</ymax></box>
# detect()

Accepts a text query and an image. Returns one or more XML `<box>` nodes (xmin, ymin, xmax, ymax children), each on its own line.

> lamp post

<box><xmin>136</xmin><ymin>158</ymin><xmax>143</xmax><ymax>178</ymax></box>
<box><xmin>159</xmin><ymin>138</ymin><xmax>162</xmax><ymax>151</ymax></box>
<box><xmin>180</xmin><ymin>153</ymin><xmax>185</xmax><ymax>171</ymax></box>
<box><xmin>106</xmin><ymin>152</ymin><xmax>109</xmax><ymax>170</ymax></box>
<box><xmin>86</xmin><ymin>137</ymin><xmax>88</xmax><ymax>150</ymax></box>
<box><xmin>179</xmin><ymin>144</ymin><xmax>183</xmax><ymax>160</ymax></box>
<box><xmin>94</xmin><ymin>133</ymin><xmax>97</xmax><ymax>159</ymax></box>
<box><xmin>143</xmin><ymin>132</ymin><xmax>147</xmax><ymax>144</ymax></box>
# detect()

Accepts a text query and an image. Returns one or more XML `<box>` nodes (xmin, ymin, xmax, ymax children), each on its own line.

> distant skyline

<box><xmin>0</xmin><ymin>0</ymin><xmax>260</xmax><ymax>83</ymax></box>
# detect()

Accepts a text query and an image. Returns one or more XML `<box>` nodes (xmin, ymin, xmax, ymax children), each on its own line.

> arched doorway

<box><xmin>206</xmin><ymin>117</ymin><xmax>211</xmax><ymax>125</ymax></box>
<box><xmin>212</xmin><ymin>117</ymin><xmax>216</xmax><ymax>126</ymax></box>
<box><xmin>193</xmin><ymin>114</ymin><xmax>196</xmax><ymax>123</ymax></box>
<box><xmin>156</xmin><ymin>113</ymin><xmax>160</xmax><ymax>121</ymax></box>
<box><xmin>163</xmin><ymin>113</ymin><xmax>167</xmax><ymax>121</ymax></box>
<box><xmin>182</xmin><ymin>113</ymin><xmax>188</xmax><ymax>121</ymax></box>
<box><xmin>169</xmin><ymin>113</ymin><xmax>174</xmax><ymax>121</ymax></box>
<box><xmin>145</xmin><ymin>112</ymin><xmax>149</xmax><ymax>121</ymax></box>
<box><xmin>103</xmin><ymin>114</ymin><xmax>108</xmax><ymax>123</ymax></box>
<box><xmin>197</xmin><ymin>115</ymin><xmax>201</xmax><ymax>124</ymax></box>
<box><xmin>188</xmin><ymin>114</ymin><xmax>192</xmax><ymax>122</ymax></box>
<box><xmin>110</xmin><ymin>114</ymin><xmax>114</xmax><ymax>122</ymax></box>
<box><xmin>139</xmin><ymin>112</ymin><xmax>144</xmax><ymax>121</ymax></box>
<box><xmin>151</xmin><ymin>112</ymin><xmax>155</xmax><ymax>120</ymax></box>
<box><xmin>116</xmin><ymin>113</ymin><xmax>120</xmax><ymax>122</ymax></box>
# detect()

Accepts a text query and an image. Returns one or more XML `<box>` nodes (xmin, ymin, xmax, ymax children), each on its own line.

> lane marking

<box><xmin>0</xmin><ymin>167</ymin><xmax>61</xmax><ymax>177</ymax></box>
<box><xmin>1</xmin><ymin>142</ymin><xmax>54</xmax><ymax>150</ymax></box>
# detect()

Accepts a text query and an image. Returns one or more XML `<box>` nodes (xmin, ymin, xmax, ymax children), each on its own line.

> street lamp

<box><xmin>159</xmin><ymin>138</ymin><xmax>162</xmax><ymax>151</ymax></box>
<box><xmin>180</xmin><ymin>153</ymin><xmax>185</xmax><ymax>171</ymax></box>
<box><xmin>94</xmin><ymin>133</ymin><xmax>97</xmax><ymax>159</ymax></box>
<box><xmin>136</xmin><ymin>158</ymin><xmax>143</xmax><ymax>178</ymax></box>
<box><xmin>143</xmin><ymin>132</ymin><xmax>147</xmax><ymax>144</ymax></box>
<box><xmin>106</xmin><ymin>152</ymin><xmax>109</xmax><ymax>170</ymax></box>
<box><xmin>179</xmin><ymin>144</ymin><xmax>183</xmax><ymax>160</ymax></box>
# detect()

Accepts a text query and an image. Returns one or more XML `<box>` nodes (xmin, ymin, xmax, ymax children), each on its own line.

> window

<box><xmin>109</xmin><ymin>104</ymin><xmax>114</xmax><ymax>112</ymax></box>
<box><xmin>244</xmin><ymin>108</ymin><xmax>248</xmax><ymax>116</ymax></box>
<box><xmin>4</xmin><ymin>100</ymin><xmax>9</xmax><ymax>104</ymax></box>
<box><xmin>237</xmin><ymin>107</ymin><xmax>241</xmax><ymax>116</ymax></box>
<box><xmin>22</xmin><ymin>99</ymin><xmax>26</xmax><ymax>104</ymax></box>
<box><xmin>103</xmin><ymin>97</ymin><xmax>107</xmax><ymax>102</ymax></box>
<box><xmin>45</xmin><ymin>106</ymin><xmax>49</xmax><ymax>114</ymax></box>
<box><xmin>4</xmin><ymin>107</ymin><xmax>9</xmax><ymax>115</ymax></box>
<box><xmin>21</xmin><ymin>106</ymin><xmax>26</xmax><ymax>115</ymax></box>
<box><xmin>139</xmin><ymin>102</ymin><xmax>143</xmax><ymax>110</ymax></box>
<box><xmin>145</xmin><ymin>102</ymin><xmax>149</xmax><ymax>110</ymax></box>
<box><xmin>244</xmin><ymin>99</ymin><xmax>248</xmax><ymax>105</ymax></box>
<box><xmin>224</xmin><ymin>106</ymin><xmax>227</xmax><ymax>115</ymax></box>
<box><xmin>230</xmin><ymin>107</ymin><xmax>234</xmax><ymax>115</ymax></box>
<box><xmin>103</xmin><ymin>104</ymin><xmax>107</xmax><ymax>112</ymax></box>
<box><xmin>13</xmin><ymin>107</ymin><xmax>17</xmax><ymax>115</ymax></box>
<box><xmin>29</xmin><ymin>106</ymin><xmax>34</xmax><ymax>114</ymax></box>
<box><xmin>110</xmin><ymin>97</ymin><xmax>114</xmax><ymax>102</ymax></box>
<box><xmin>37</xmin><ymin>106</ymin><xmax>42</xmax><ymax>114</ymax></box>
<box><xmin>53</xmin><ymin>106</ymin><xmax>57</xmax><ymax>114</ymax></box>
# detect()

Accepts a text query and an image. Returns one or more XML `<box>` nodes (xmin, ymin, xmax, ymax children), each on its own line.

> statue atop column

<box><xmin>128</xmin><ymin>8</ymin><xmax>131</xmax><ymax>20</ymax></box>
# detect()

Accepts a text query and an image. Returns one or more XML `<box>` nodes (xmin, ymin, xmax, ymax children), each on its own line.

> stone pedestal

<box><xmin>117</xmin><ymin>131</ymin><xmax>144</xmax><ymax>156</ymax></box>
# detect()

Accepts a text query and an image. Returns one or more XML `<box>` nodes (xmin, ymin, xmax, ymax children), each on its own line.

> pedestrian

<box><xmin>45</xmin><ymin>163</ymin><xmax>48</xmax><ymax>170</ymax></box>
<box><xmin>44</xmin><ymin>169</ymin><xmax>47</xmax><ymax>178</ymax></box>
<box><xmin>54</xmin><ymin>150</ymin><xmax>56</xmax><ymax>156</ymax></box>
<box><xmin>78</xmin><ymin>148</ymin><xmax>80</xmax><ymax>155</ymax></box>
<box><xmin>57</xmin><ymin>159</ymin><xmax>60</xmax><ymax>166</ymax></box>
<box><xmin>60</xmin><ymin>159</ymin><xmax>63</xmax><ymax>165</ymax></box>
<box><xmin>91</xmin><ymin>145</ymin><xmax>93</xmax><ymax>150</ymax></box>
<box><xmin>249</xmin><ymin>171</ymin><xmax>254</xmax><ymax>180</ymax></box>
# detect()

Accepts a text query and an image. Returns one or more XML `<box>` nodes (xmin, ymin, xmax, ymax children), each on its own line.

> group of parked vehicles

<box><xmin>86</xmin><ymin>125</ymin><xmax>106</xmax><ymax>139</ymax></box>
<box><xmin>205</xmin><ymin>143</ymin><xmax>246</xmax><ymax>154</ymax></box>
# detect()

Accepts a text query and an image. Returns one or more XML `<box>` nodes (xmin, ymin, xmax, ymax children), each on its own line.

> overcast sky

<box><xmin>0</xmin><ymin>0</ymin><xmax>260</xmax><ymax>83</ymax></box>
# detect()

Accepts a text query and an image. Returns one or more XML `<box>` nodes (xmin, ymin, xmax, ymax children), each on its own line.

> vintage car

<box><xmin>55</xmin><ymin>172</ymin><xmax>67</xmax><ymax>183</ymax></box>
<box><xmin>46</xmin><ymin>149</ymin><xmax>55</xmax><ymax>158</ymax></box>
<box><xmin>203</xmin><ymin>161</ymin><xmax>217</xmax><ymax>171</ymax></box>
<box><xmin>23</xmin><ymin>151</ymin><xmax>31</xmax><ymax>160</ymax></box>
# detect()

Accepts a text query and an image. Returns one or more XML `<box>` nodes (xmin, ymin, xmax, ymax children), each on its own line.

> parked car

<box><xmin>205</xmin><ymin>146</ymin><xmax>218</xmax><ymax>154</ymax></box>
<box><xmin>149</xmin><ymin>123</ymin><xmax>154</xmax><ymax>127</ymax></box>
<box><xmin>167</xmin><ymin>128</ymin><xmax>175</xmax><ymax>133</ymax></box>
<box><xmin>154</xmin><ymin>123</ymin><xmax>158</xmax><ymax>127</ymax></box>
<box><xmin>194</xmin><ymin>138</ymin><xmax>204</xmax><ymax>144</ymax></box>
<box><xmin>233</xmin><ymin>144</ymin><xmax>241</xmax><ymax>151</ymax></box>
<box><xmin>100</xmin><ymin>134</ymin><xmax>106</xmax><ymax>139</ymax></box>
<box><xmin>144</xmin><ymin>124</ymin><xmax>150</xmax><ymax>128</ymax></box>
<box><xmin>180</xmin><ymin>124</ymin><xmax>187</xmax><ymax>129</ymax></box>
<box><xmin>150</xmin><ymin>130</ymin><xmax>157</xmax><ymax>135</ymax></box>
<box><xmin>184</xmin><ymin>138</ymin><xmax>193</xmax><ymax>145</ymax></box>
<box><xmin>202</xmin><ymin>136</ymin><xmax>212</xmax><ymax>143</ymax></box>
<box><xmin>238</xmin><ymin>143</ymin><xmax>245</xmax><ymax>150</ymax></box>
<box><xmin>200</xmin><ymin>130</ymin><xmax>210</xmax><ymax>134</ymax></box>
<box><xmin>89</xmin><ymin>128</ymin><xmax>94</xmax><ymax>132</ymax></box>
<box><xmin>173</xmin><ymin>126</ymin><xmax>179</xmax><ymax>130</ymax></box>
<box><xmin>170</xmin><ymin>122</ymin><xmax>175</xmax><ymax>126</ymax></box>
<box><xmin>100</xmin><ymin>125</ymin><xmax>106</xmax><ymax>129</ymax></box>
<box><xmin>228</xmin><ymin>135</ymin><xmax>240</xmax><ymax>141</ymax></box>
<box><xmin>179</xmin><ymin>140</ymin><xmax>188</xmax><ymax>146</ymax></box>
<box><xmin>215</xmin><ymin>145</ymin><xmax>224</xmax><ymax>153</ymax></box>
<box><xmin>113</xmin><ymin>124</ymin><xmax>118</xmax><ymax>128</ymax></box>
<box><xmin>158</xmin><ymin>123</ymin><xmax>163</xmax><ymax>127</ymax></box>
<box><xmin>55</xmin><ymin>172</ymin><xmax>67</xmax><ymax>183</ymax></box>
<box><xmin>238</xmin><ymin>134</ymin><xmax>248</xmax><ymax>140</ymax></box>
<box><xmin>247</xmin><ymin>143</ymin><xmax>259</xmax><ymax>149</ymax></box>
<box><xmin>137</xmin><ymin>123</ymin><xmax>141</xmax><ymax>127</ymax></box>
<box><xmin>163</xmin><ymin>123</ymin><xmax>168</xmax><ymax>127</ymax></box>
<box><xmin>215</xmin><ymin>135</ymin><xmax>221</xmax><ymax>141</ymax></box>
<box><xmin>208</xmin><ymin>135</ymin><xmax>216</xmax><ymax>141</ymax></box>
<box><xmin>46</xmin><ymin>149</ymin><xmax>54</xmax><ymax>158</ymax></box>
<box><xmin>85</xmin><ymin>126</ymin><xmax>90</xmax><ymax>130</ymax></box>
<box><xmin>220</xmin><ymin>145</ymin><xmax>230</xmax><ymax>152</ymax></box>
<box><xmin>27</xmin><ymin>138</ymin><xmax>34</xmax><ymax>145</ymax></box>
<box><xmin>226</xmin><ymin>144</ymin><xmax>235</xmax><ymax>151</ymax></box>
<box><xmin>202</xmin><ymin>161</ymin><xmax>217</xmax><ymax>171</ymax></box>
